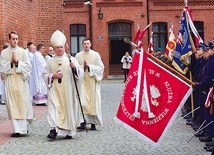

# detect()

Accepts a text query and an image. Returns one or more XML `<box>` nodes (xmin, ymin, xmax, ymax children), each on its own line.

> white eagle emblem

<box><xmin>150</xmin><ymin>85</ymin><xmax>161</xmax><ymax>107</ymax></box>
<box><xmin>141</xmin><ymin>84</ymin><xmax>161</xmax><ymax>112</ymax></box>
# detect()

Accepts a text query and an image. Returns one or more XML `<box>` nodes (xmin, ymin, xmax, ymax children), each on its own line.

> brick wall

<box><xmin>0</xmin><ymin>0</ymin><xmax>63</xmax><ymax>54</ymax></box>
<box><xmin>37</xmin><ymin>0</ymin><xmax>63</xmax><ymax>55</ymax></box>
<box><xmin>0</xmin><ymin>0</ymin><xmax>38</xmax><ymax>49</ymax></box>
<box><xmin>0</xmin><ymin>2</ymin><xmax>3</xmax><ymax>50</ymax></box>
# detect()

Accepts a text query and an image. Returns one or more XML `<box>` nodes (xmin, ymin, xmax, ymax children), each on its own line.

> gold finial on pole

<box><xmin>184</xmin><ymin>0</ymin><xmax>188</xmax><ymax>7</ymax></box>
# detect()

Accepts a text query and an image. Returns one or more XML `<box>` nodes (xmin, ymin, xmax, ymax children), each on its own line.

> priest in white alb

<box><xmin>31</xmin><ymin>44</ymin><xmax>47</xmax><ymax>105</ymax></box>
<box><xmin>0</xmin><ymin>31</ymin><xmax>35</xmax><ymax>137</ymax></box>
<box><xmin>42</xmin><ymin>30</ymin><xmax>84</xmax><ymax>140</ymax></box>
<box><xmin>26</xmin><ymin>42</ymin><xmax>36</xmax><ymax>103</ymax></box>
<box><xmin>75</xmin><ymin>38</ymin><xmax>104</xmax><ymax>130</ymax></box>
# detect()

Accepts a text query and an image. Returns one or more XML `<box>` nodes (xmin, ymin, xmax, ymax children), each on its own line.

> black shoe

<box><xmin>199</xmin><ymin>135</ymin><xmax>212</xmax><ymax>142</ymax></box>
<box><xmin>47</xmin><ymin>129</ymin><xmax>57</xmax><ymax>140</ymax></box>
<box><xmin>11</xmin><ymin>133</ymin><xmax>20</xmax><ymax>137</ymax></box>
<box><xmin>186</xmin><ymin>121</ymin><xmax>192</xmax><ymax>125</ymax></box>
<box><xmin>195</xmin><ymin>130</ymin><xmax>206</xmax><ymax>137</ymax></box>
<box><xmin>205</xmin><ymin>146</ymin><xmax>214</xmax><ymax>152</ymax></box>
<box><xmin>90</xmin><ymin>124</ymin><xmax>96</xmax><ymax>130</ymax></box>
<box><xmin>77</xmin><ymin>122</ymin><xmax>85</xmax><ymax>130</ymax></box>
<box><xmin>206</xmin><ymin>141</ymin><xmax>214</xmax><ymax>147</ymax></box>
<box><xmin>65</xmin><ymin>135</ymin><xmax>72</xmax><ymax>139</ymax></box>
<box><xmin>193</xmin><ymin>123</ymin><xmax>201</xmax><ymax>131</ymax></box>
<box><xmin>181</xmin><ymin>108</ymin><xmax>189</xmax><ymax>117</ymax></box>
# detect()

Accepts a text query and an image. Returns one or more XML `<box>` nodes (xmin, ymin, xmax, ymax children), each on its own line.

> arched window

<box><xmin>108</xmin><ymin>22</ymin><xmax>131</xmax><ymax>38</ymax></box>
<box><xmin>152</xmin><ymin>22</ymin><xmax>167</xmax><ymax>52</ymax></box>
<box><xmin>70</xmin><ymin>24</ymin><xmax>86</xmax><ymax>56</ymax></box>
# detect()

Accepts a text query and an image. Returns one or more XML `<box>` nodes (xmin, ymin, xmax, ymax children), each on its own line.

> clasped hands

<box><xmin>11</xmin><ymin>52</ymin><xmax>18</xmax><ymax>63</ymax></box>
<box><xmin>84</xmin><ymin>60</ymin><xmax>89</xmax><ymax>70</ymax></box>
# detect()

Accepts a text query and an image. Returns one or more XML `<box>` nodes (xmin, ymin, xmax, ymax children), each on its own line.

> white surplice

<box><xmin>0</xmin><ymin>75</ymin><xmax>6</xmax><ymax>104</ymax></box>
<box><xmin>0</xmin><ymin>77</ymin><xmax>4</xmax><ymax>95</ymax></box>
<box><xmin>43</xmin><ymin>53</ymin><xmax>84</xmax><ymax>137</ymax></box>
<box><xmin>75</xmin><ymin>50</ymin><xmax>104</xmax><ymax>125</ymax></box>
<box><xmin>0</xmin><ymin>45</ymin><xmax>35</xmax><ymax>134</ymax></box>
<box><xmin>27</xmin><ymin>48</ymin><xmax>35</xmax><ymax>101</ymax></box>
<box><xmin>31</xmin><ymin>51</ymin><xmax>47</xmax><ymax>104</ymax></box>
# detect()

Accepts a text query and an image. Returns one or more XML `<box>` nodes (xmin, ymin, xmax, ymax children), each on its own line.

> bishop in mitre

<box><xmin>0</xmin><ymin>31</ymin><xmax>35</xmax><ymax>137</ymax></box>
<box><xmin>42</xmin><ymin>30</ymin><xmax>84</xmax><ymax>140</ymax></box>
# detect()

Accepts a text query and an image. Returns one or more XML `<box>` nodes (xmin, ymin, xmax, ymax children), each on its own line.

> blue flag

<box><xmin>172</xmin><ymin>9</ymin><xmax>194</xmax><ymax>75</ymax></box>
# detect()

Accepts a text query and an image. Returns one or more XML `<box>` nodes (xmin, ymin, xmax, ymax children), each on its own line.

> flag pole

<box><xmin>189</xmin><ymin>71</ymin><xmax>195</xmax><ymax>117</ymax></box>
<box><xmin>147</xmin><ymin>31</ymin><xmax>153</xmax><ymax>54</ymax></box>
<box><xmin>184</xmin><ymin>0</ymin><xmax>188</xmax><ymax>7</ymax></box>
<box><xmin>147</xmin><ymin>52</ymin><xmax>195</xmax><ymax>86</ymax></box>
<box><xmin>65</xmin><ymin>44</ymin><xmax>88</xmax><ymax>132</ymax></box>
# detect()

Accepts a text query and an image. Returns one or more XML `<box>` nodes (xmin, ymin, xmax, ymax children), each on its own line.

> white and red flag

<box><xmin>114</xmin><ymin>49</ymin><xmax>192</xmax><ymax>144</ymax></box>
<box><xmin>138</xmin><ymin>22</ymin><xmax>152</xmax><ymax>41</ymax></box>
<box><xmin>134</xmin><ymin>24</ymin><xmax>141</xmax><ymax>42</ymax></box>
<box><xmin>133</xmin><ymin>23</ymin><xmax>152</xmax><ymax>47</ymax></box>
<box><xmin>186</xmin><ymin>7</ymin><xmax>203</xmax><ymax>47</ymax></box>
<box><xmin>164</xmin><ymin>24</ymin><xmax>176</xmax><ymax>60</ymax></box>
<box><xmin>147</xmin><ymin>32</ymin><xmax>154</xmax><ymax>54</ymax></box>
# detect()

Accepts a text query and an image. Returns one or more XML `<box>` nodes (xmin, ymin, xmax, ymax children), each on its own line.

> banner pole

<box><xmin>147</xmin><ymin>52</ymin><xmax>195</xmax><ymax>86</ymax></box>
<box><xmin>184</xmin><ymin>0</ymin><xmax>188</xmax><ymax>7</ymax></box>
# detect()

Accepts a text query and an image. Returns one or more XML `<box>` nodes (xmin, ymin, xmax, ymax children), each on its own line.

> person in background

<box><xmin>31</xmin><ymin>44</ymin><xmax>47</xmax><ymax>105</ymax></box>
<box><xmin>121</xmin><ymin>51</ymin><xmax>132</xmax><ymax>83</ymax></box>
<box><xmin>194</xmin><ymin>41</ymin><xmax>214</xmax><ymax>152</ymax></box>
<box><xmin>186</xmin><ymin>43</ymin><xmax>207</xmax><ymax>128</ymax></box>
<box><xmin>26</xmin><ymin>42</ymin><xmax>36</xmax><ymax>103</ymax></box>
<box><xmin>45</xmin><ymin>46</ymin><xmax>54</xmax><ymax>63</ymax></box>
<box><xmin>153</xmin><ymin>47</ymin><xmax>167</xmax><ymax>63</ymax></box>
<box><xmin>0</xmin><ymin>42</ymin><xmax>9</xmax><ymax>104</ymax></box>
<box><xmin>0</xmin><ymin>31</ymin><xmax>35</xmax><ymax>137</ymax></box>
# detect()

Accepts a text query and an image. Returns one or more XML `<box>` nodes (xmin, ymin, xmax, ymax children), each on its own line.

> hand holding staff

<box><xmin>67</xmin><ymin>52</ymin><xmax>88</xmax><ymax>132</ymax></box>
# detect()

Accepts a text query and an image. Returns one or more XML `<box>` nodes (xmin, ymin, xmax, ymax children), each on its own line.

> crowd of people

<box><xmin>147</xmin><ymin>41</ymin><xmax>214</xmax><ymax>153</ymax></box>
<box><xmin>181</xmin><ymin>41</ymin><xmax>214</xmax><ymax>153</ymax></box>
<box><xmin>0</xmin><ymin>30</ymin><xmax>104</xmax><ymax>140</ymax></box>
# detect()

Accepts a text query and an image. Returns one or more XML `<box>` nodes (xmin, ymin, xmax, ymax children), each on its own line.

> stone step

<box><xmin>107</xmin><ymin>75</ymin><xmax>124</xmax><ymax>80</ymax></box>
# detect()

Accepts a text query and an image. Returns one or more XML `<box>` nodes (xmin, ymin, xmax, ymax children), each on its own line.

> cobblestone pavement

<box><xmin>0</xmin><ymin>80</ymin><xmax>211</xmax><ymax>155</ymax></box>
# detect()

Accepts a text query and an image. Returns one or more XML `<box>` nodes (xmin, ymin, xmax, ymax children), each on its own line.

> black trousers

<box><xmin>123</xmin><ymin>69</ymin><xmax>130</xmax><ymax>81</ymax></box>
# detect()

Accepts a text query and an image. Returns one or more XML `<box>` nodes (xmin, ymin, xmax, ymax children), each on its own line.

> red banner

<box><xmin>115</xmin><ymin>52</ymin><xmax>192</xmax><ymax>144</ymax></box>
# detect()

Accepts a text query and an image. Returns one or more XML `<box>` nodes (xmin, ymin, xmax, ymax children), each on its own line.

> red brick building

<box><xmin>0</xmin><ymin>0</ymin><xmax>214</xmax><ymax>78</ymax></box>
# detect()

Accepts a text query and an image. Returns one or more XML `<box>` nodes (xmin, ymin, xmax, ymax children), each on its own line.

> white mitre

<box><xmin>50</xmin><ymin>30</ymin><xmax>66</xmax><ymax>47</ymax></box>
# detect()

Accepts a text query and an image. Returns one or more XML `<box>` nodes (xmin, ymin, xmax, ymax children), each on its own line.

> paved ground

<box><xmin>0</xmin><ymin>80</ymin><xmax>211</xmax><ymax>155</ymax></box>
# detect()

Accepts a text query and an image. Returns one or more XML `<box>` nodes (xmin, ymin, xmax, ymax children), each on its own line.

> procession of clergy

<box><xmin>0</xmin><ymin>30</ymin><xmax>104</xmax><ymax>140</ymax></box>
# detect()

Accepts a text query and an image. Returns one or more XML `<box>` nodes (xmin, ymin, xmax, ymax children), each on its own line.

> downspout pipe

<box><xmin>146</xmin><ymin>0</ymin><xmax>150</xmax><ymax>44</ymax></box>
